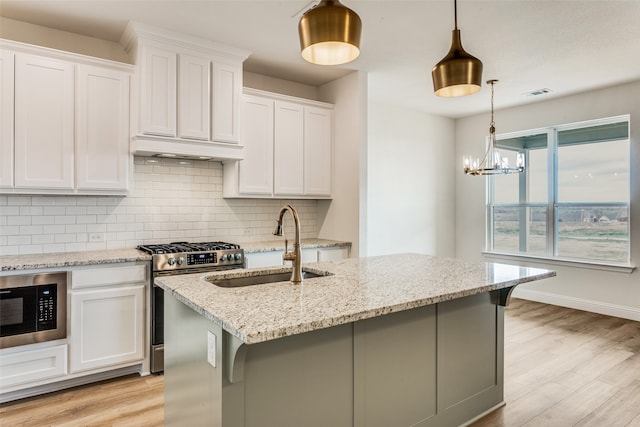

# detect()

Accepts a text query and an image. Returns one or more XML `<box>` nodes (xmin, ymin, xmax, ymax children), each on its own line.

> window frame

<box><xmin>484</xmin><ymin>115</ymin><xmax>633</xmax><ymax>271</ymax></box>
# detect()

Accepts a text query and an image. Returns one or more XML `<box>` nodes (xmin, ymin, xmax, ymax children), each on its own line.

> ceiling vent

<box><xmin>525</xmin><ymin>88</ymin><xmax>553</xmax><ymax>96</ymax></box>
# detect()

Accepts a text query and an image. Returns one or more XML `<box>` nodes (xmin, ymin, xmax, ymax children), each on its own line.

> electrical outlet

<box><xmin>89</xmin><ymin>233</ymin><xmax>105</xmax><ymax>243</ymax></box>
<box><xmin>207</xmin><ymin>331</ymin><xmax>217</xmax><ymax>368</ymax></box>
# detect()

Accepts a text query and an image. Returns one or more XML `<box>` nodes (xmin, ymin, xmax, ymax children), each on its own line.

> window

<box><xmin>488</xmin><ymin>115</ymin><xmax>630</xmax><ymax>264</ymax></box>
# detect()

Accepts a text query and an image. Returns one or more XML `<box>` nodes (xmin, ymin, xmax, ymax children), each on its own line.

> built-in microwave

<box><xmin>0</xmin><ymin>272</ymin><xmax>67</xmax><ymax>349</ymax></box>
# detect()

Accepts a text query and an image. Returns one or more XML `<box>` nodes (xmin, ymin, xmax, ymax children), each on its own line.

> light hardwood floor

<box><xmin>1</xmin><ymin>299</ymin><xmax>639</xmax><ymax>427</ymax></box>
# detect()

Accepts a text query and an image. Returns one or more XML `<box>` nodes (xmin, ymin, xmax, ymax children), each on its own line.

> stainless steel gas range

<box><xmin>137</xmin><ymin>241</ymin><xmax>245</xmax><ymax>373</ymax></box>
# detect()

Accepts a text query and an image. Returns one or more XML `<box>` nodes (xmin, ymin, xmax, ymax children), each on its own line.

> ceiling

<box><xmin>1</xmin><ymin>1</ymin><xmax>639</xmax><ymax>118</ymax></box>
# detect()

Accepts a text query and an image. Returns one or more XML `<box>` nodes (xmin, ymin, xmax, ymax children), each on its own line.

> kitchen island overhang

<box><xmin>156</xmin><ymin>254</ymin><xmax>555</xmax><ymax>427</ymax></box>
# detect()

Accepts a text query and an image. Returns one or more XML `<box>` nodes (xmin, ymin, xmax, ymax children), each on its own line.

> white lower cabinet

<box><xmin>69</xmin><ymin>264</ymin><xmax>146</xmax><ymax>373</ymax></box>
<box><xmin>70</xmin><ymin>285</ymin><xmax>145</xmax><ymax>373</ymax></box>
<box><xmin>0</xmin><ymin>345</ymin><xmax>67</xmax><ymax>390</ymax></box>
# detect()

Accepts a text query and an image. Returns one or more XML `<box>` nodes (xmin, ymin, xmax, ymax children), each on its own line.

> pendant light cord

<box><xmin>454</xmin><ymin>0</ymin><xmax>458</xmax><ymax>29</ymax></box>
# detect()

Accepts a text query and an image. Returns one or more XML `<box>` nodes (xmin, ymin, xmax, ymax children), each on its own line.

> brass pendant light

<box><xmin>432</xmin><ymin>0</ymin><xmax>483</xmax><ymax>97</ymax></box>
<box><xmin>298</xmin><ymin>0</ymin><xmax>362</xmax><ymax>66</ymax></box>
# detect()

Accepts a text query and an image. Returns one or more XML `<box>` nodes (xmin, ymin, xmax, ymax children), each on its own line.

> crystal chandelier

<box><xmin>463</xmin><ymin>80</ymin><xmax>525</xmax><ymax>176</ymax></box>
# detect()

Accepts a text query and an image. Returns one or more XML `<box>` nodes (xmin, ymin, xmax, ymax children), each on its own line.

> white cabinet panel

<box><xmin>238</xmin><ymin>95</ymin><xmax>274</xmax><ymax>195</ymax></box>
<box><xmin>70</xmin><ymin>284</ymin><xmax>145</xmax><ymax>373</ymax></box>
<box><xmin>224</xmin><ymin>89</ymin><xmax>333</xmax><ymax>199</ymax></box>
<box><xmin>274</xmin><ymin>101</ymin><xmax>304</xmax><ymax>195</ymax></box>
<box><xmin>0</xmin><ymin>50</ymin><xmax>14</xmax><ymax>188</ymax></box>
<box><xmin>14</xmin><ymin>54</ymin><xmax>74</xmax><ymax>189</ymax></box>
<box><xmin>141</xmin><ymin>46</ymin><xmax>177</xmax><ymax>137</ymax></box>
<box><xmin>212</xmin><ymin>62</ymin><xmax>241</xmax><ymax>143</ymax></box>
<box><xmin>76</xmin><ymin>65</ymin><xmax>130</xmax><ymax>191</ymax></box>
<box><xmin>0</xmin><ymin>345</ymin><xmax>67</xmax><ymax>389</ymax></box>
<box><xmin>244</xmin><ymin>251</ymin><xmax>284</xmax><ymax>268</ymax></box>
<box><xmin>318</xmin><ymin>247</ymin><xmax>349</xmax><ymax>262</ymax></box>
<box><xmin>72</xmin><ymin>264</ymin><xmax>147</xmax><ymax>289</ymax></box>
<box><xmin>178</xmin><ymin>54</ymin><xmax>210</xmax><ymax>140</ymax></box>
<box><xmin>304</xmin><ymin>106</ymin><xmax>333</xmax><ymax>196</ymax></box>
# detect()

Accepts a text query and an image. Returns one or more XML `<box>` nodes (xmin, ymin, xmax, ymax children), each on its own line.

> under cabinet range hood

<box><xmin>121</xmin><ymin>21</ymin><xmax>251</xmax><ymax>162</ymax></box>
<box><xmin>130</xmin><ymin>135</ymin><xmax>245</xmax><ymax>161</ymax></box>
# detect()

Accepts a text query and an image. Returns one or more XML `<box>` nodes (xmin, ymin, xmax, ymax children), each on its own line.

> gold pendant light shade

<box><xmin>432</xmin><ymin>29</ymin><xmax>483</xmax><ymax>97</ymax></box>
<box><xmin>298</xmin><ymin>0</ymin><xmax>362</xmax><ymax>66</ymax></box>
<box><xmin>432</xmin><ymin>0</ymin><xmax>483</xmax><ymax>97</ymax></box>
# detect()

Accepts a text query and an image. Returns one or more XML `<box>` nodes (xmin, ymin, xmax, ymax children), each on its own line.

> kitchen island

<box><xmin>156</xmin><ymin>254</ymin><xmax>555</xmax><ymax>427</ymax></box>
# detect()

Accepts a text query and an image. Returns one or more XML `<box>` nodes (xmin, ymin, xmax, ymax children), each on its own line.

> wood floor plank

<box><xmin>575</xmin><ymin>380</ymin><xmax>640</xmax><ymax>427</ymax></box>
<box><xmin>471</xmin><ymin>299</ymin><xmax>640</xmax><ymax>427</ymax></box>
<box><xmin>521</xmin><ymin>380</ymin><xmax>619</xmax><ymax>427</ymax></box>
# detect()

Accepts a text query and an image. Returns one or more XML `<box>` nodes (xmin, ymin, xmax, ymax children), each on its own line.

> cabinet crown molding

<box><xmin>0</xmin><ymin>39</ymin><xmax>134</xmax><ymax>72</ymax></box>
<box><xmin>243</xmin><ymin>88</ymin><xmax>334</xmax><ymax>109</ymax></box>
<box><xmin>120</xmin><ymin>21</ymin><xmax>251</xmax><ymax>63</ymax></box>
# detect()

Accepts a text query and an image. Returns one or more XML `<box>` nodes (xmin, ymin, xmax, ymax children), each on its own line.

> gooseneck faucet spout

<box><xmin>273</xmin><ymin>205</ymin><xmax>302</xmax><ymax>283</ymax></box>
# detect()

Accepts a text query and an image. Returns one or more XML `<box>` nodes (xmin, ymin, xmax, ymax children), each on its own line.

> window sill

<box><xmin>482</xmin><ymin>251</ymin><xmax>636</xmax><ymax>274</ymax></box>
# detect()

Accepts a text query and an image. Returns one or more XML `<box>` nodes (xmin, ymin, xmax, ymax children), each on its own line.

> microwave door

<box><xmin>0</xmin><ymin>286</ymin><xmax>38</xmax><ymax>337</ymax></box>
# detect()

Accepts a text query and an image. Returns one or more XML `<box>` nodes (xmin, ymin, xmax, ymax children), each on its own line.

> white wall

<box><xmin>367</xmin><ymin>101</ymin><xmax>456</xmax><ymax>257</ymax></box>
<box><xmin>455</xmin><ymin>81</ymin><xmax>640</xmax><ymax>320</ymax></box>
<box><xmin>0</xmin><ymin>17</ymin><xmax>130</xmax><ymax>63</ymax></box>
<box><xmin>244</xmin><ymin>72</ymin><xmax>319</xmax><ymax>100</ymax></box>
<box><xmin>0</xmin><ymin>158</ymin><xmax>318</xmax><ymax>255</ymax></box>
<box><xmin>316</xmin><ymin>72</ymin><xmax>368</xmax><ymax>257</ymax></box>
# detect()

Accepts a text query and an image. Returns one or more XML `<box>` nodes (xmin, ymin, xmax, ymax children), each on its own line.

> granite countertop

<box><xmin>155</xmin><ymin>253</ymin><xmax>556</xmax><ymax>345</ymax></box>
<box><xmin>0</xmin><ymin>248</ymin><xmax>151</xmax><ymax>272</ymax></box>
<box><xmin>0</xmin><ymin>239</ymin><xmax>350</xmax><ymax>271</ymax></box>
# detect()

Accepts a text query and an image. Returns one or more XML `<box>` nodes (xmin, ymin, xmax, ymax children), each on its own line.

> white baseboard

<box><xmin>512</xmin><ymin>288</ymin><xmax>640</xmax><ymax>321</ymax></box>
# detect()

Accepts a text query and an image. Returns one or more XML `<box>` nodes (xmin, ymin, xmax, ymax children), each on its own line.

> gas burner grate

<box><xmin>137</xmin><ymin>241</ymin><xmax>241</xmax><ymax>255</ymax></box>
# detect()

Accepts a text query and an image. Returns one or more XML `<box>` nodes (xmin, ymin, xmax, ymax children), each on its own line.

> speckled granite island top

<box><xmin>156</xmin><ymin>253</ymin><xmax>555</xmax><ymax>345</ymax></box>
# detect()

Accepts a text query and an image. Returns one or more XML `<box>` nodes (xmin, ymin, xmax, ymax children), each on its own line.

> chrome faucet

<box><xmin>273</xmin><ymin>204</ymin><xmax>302</xmax><ymax>283</ymax></box>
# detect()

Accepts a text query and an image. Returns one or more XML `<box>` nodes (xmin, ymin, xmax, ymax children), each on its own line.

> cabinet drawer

<box><xmin>72</xmin><ymin>264</ymin><xmax>147</xmax><ymax>289</ymax></box>
<box><xmin>0</xmin><ymin>344</ymin><xmax>67</xmax><ymax>389</ymax></box>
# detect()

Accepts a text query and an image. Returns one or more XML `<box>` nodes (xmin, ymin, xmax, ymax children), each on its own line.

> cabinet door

<box><xmin>274</xmin><ymin>100</ymin><xmax>304</xmax><ymax>196</ymax></box>
<box><xmin>239</xmin><ymin>95</ymin><xmax>273</xmax><ymax>195</ymax></box>
<box><xmin>304</xmin><ymin>106</ymin><xmax>333</xmax><ymax>196</ymax></box>
<box><xmin>76</xmin><ymin>65</ymin><xmax>130</xmax><ymax>191</ymax></box>
<box><xmin>212</xmin><ymin>62</ymin><xmax>241</xmax><ymax>143</ymax></box>
<box><xmin>70</xmin><ymin>285</ymin><xmax>145</xmax><ymax>373</ymax></box>
<box><xmin>140</xmin><ymin>46</ymin><xmax>177</xmax><ymax>137</ymax></box>
<box><xmin>0</xmin><ymin>344</ymin><xmax>67</xmax><ymax>390</ymax></box>
<box><xmin>0</xmin><ymin>50</ymin><xmax>14</xmax><ymax>189</ymax></box>
<box><xmin>14</xmin><ymin>54</ymin><xmax>74</xmax><ymax>189</ymax></box>
<box><xmin>178</xmin><ymin>54</ymin><xmax>210</xmax><ymax>140</ymax></box>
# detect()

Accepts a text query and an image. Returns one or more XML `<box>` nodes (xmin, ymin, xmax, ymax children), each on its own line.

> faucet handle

<box><xmin>283</xmin><ymin>239</ymin><xmax>296</xmax><ymax>262</ymax></box>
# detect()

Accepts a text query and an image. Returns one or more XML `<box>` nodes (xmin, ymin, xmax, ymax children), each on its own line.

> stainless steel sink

<box><xmin>207</xmin><ymin>269</ymin><xmax>332</xmax><ymax>288</ymax></box>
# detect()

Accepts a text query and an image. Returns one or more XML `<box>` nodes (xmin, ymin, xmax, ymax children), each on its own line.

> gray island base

<box><xmin>157</xmin><ymin>254</ymin><xmax>556</xmax><ymax>427</ymax></box>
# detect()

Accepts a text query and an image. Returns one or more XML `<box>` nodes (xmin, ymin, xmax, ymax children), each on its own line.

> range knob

<box><xmin>167</xmin><ymin>258</ymin><xmax>176</xmax><ymax>266</ymax></box>
<box><xmin>178</xmin><ymin>257</ymin><xmax>185</xmax><ymax>265</ymax></box>
<box><xmin>234</xmin><ymin>253</ymin><xmax>242</xmax><ymax>261</ymax></box>
<box><xmin>221</xmin><ymin>254</ymin><xmax>228</xmax><ymax>262</ymax></box>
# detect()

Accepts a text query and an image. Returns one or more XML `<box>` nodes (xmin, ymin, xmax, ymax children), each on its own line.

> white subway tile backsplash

<box><xmin>0</xmin><ymin>158</ymin><xmax>319</xmax><ymax>255</ymax></box>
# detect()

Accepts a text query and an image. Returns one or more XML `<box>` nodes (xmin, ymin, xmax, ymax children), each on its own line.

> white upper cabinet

<box><xmin>0</xmin><ymin>50</ymin><xmax>14</xmax><ymax>189</ymax></box>
<box><xmin>212</xmin><ymin>61</ymin><xmax>242</xmax><ymax>143</ymax></box>
<box><xmin>76</xmin><ymin>65</ymin><xmax>130</xmax><ymax>191</ymax></box>
<box><xmin>1</xmin><ymin>40</ymin><xmax>133</xmax><ymax>195</ymax></box>
<box><xmin>121</xmin><ymin>22</ymin><xmax>250</xmax><ymax>159</ymax></box>
<box><xmin>179</xmin><ymin>54</ymin><xmax>210</xmax><ymax>140</ymax></box>
<box><xmin>237</xmin><ymin>94</ymin><xmax>274</xmax><ymax>195</ymax></box>
<box><xmin>140</xmin><ymin>46</ymin><xmax>177</xmax><ymax>137</ymax></box>
<box><xmin>304</xmin><ymin>106</ymin><xmax>333</xmax><ymax>197</ymax></box>
<box><xmin>274</xmin><ymin>100</ymin><xmax>304</xmax><ymax>195</ymax></box>
<box><xmin>224</xmin><ymin>88</ymin><xmax>333</xmax><ymax>199</ymax></box>
<box><xmin>14</xmin><ymin>53</ymin><xmax>75</xmax><ymax>190</ymax></box>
